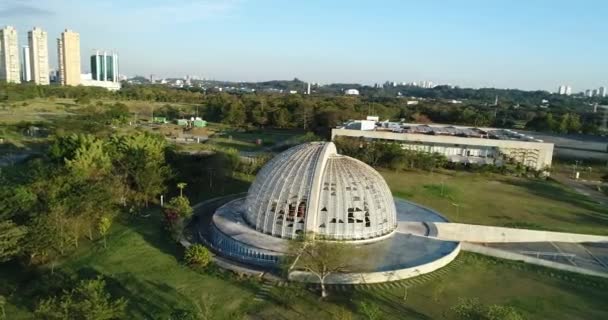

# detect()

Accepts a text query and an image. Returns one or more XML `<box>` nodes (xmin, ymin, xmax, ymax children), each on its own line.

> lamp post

<box><xmin>451</xmin><ymin>202</ymin><xmax>460</xmax><ymax>221</ymax></box>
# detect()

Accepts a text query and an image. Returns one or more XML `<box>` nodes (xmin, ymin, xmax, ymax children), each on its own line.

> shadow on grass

<box><xmin>502</xmin><ymin>178</ymin><xmax>608</xmax><ymax>224</ymax></box>
<box><xmin>103</xmin><ymin>272</ymin><xmax>195</xmax><ymax>318</ymax></box>
<box><xmin>355</xmin><ymin>289</ymin><xmax>433</xmax><ymax>320</ymax></box>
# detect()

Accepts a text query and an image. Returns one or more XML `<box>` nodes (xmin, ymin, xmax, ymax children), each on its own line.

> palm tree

<box><xmin>177</xmin><ymin>182</ymin><xmax>187</xmax><ymax>198</ymax></box>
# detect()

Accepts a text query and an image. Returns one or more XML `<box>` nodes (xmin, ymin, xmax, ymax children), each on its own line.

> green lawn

<box><xmin>4</xmin><ymin>214</ymin><xmax>607</xmax><ymax>320</ymax></box>
<box><xmin>380</xmin><ymin>169</ymin><xmax>608</xmax><ymax>235</ymax></box>
<box><xmin>3</xmin><ymin>167</ymin><xmax>608</xmax><ymax>319</ymax></box>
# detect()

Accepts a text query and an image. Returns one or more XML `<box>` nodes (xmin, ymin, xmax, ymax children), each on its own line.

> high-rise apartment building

<box><xmin>599</xmin><ymin>87</ymin><xmax>607</xmax><ymax>97</ymax></box>
<box><xmin>22</xmin><ymin>46</ymin><xmax>31</xmax><ymax>82</ymax></box>
<box><xmin>557</xmin><ymin>85</ymin><xmax>572</xmax><ymax>95</ymax></box>
<box><xmin>90</xmin><ymin>50</ymin><xmax>118</xmax><ymax>82</ymax></box>
<box><xmin>57</xmin><ymin>29</ymin><xmax>81</xmax><ymax>86</ymax></box>
<box><xmin>28</xmin><ymin>27</ymin><xmax>49</xmax><ymax>85</ymax></box>
<box><xmin>0</xmin><ymin>26</ymin><xmax>21</xmax><ymax>83</ymax></box>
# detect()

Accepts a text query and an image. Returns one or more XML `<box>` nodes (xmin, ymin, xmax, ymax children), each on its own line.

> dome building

<box><xmin>244</xmin><ymin>142</ymin><xmax>397</xmax><ymax>240</ymax></box>
<box><xmin>202</xmin><ymin>141</ymin><xmax>460</xmax><ymax>284</ymax></box>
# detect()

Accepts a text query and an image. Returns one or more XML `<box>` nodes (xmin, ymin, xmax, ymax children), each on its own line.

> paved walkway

<box><xmin>552</xmin><ymin>173</ymin><xmax>608</xmax><ymax>206</ymax></box>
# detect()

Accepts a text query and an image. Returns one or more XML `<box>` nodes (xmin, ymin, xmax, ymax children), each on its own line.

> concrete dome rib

<box><xmin>244</xmin><ymin>142</ymin><xmax>396</xmax><ymax>240</ymax></box>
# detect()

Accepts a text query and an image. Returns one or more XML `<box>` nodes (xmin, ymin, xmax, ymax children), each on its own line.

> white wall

<box><xmin>289</xmin><ymin>242</ymin><xmax>461</xmax><ymax>284</ymax></box>
<box><xmin>433</xmin><ymin>223</ymin><xmax>608</xmax><ymax>243</ymax></box>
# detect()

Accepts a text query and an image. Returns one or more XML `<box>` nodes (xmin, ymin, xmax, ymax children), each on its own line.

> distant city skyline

<box><xmin>1</xmin><ymin>0</ymin><xmax>607</xmax><ymax>91</ymax></box>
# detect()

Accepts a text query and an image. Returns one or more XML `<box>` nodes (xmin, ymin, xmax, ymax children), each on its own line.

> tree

<box><xmin>0</xmin><ymin>295</ymin><xmax>5</xmax><ymax>320</ymax></box>
<box><xmin>163</xmin><ymin>196</ymin><xmax>193</xmax><ymax>241</ymax></box>
<box><xmin>357</xmin><ymin>301</ymin><xmax>383</xmax><ymax>320</ymax></box>
<box><xmin>177</xmin><ymin>182</ymin><xmax>187</xmax><ymax>198</ymax></box>
<box><xmin>110</xmin><ymin>132</ymin><xmax>171</xmax><ymax>208</ymax></box>
<box><xmin>332</xmin><ymin>307</ymin><xmax>353</xmax><ymax>320</ymax></box>
<box><xmin>486</xmin><ymin>305</ymin><xmax>525</xmax><ymax>320</ymax></box>
<box><xmin>272</xmin><ymin>107</ymin><xmax>291</xmax><ymax>128</ymax></box>
<box><xmin>0</xmin><ymin>220</ymin><xmax>26</xmax><ymax>262</ymax></box>
<box><xmin>222</xmin><ymin>100</ymin><xmax>246</xmax><ymax>126</ymax></box>
<box><xmin>35</xmin><ymin>278</ymin><xmax>127</xmax><ymax>320</ymax></box>
<box><xmin>451</xmin><ymin>298</ymin><xmax>485</xmax><ymax>320</ymax></box>
<box><xmin>184</xmin><ymin>244</ymin><xmax>212</xmax><ymax>267</ymax></box>
<box><xmin>286</xmin><ymin>234</ymin><xmax>353</xmax><ymax>298</ymax></box>
<box><xmin>97</xmin><ymin>216</ymin><xmax>112</xmax><ymax>249</ymax></box>
<box><xmin>451</xmin><ymin>298</ymin><xmax>525</xmax><ymax>320</ymax></box>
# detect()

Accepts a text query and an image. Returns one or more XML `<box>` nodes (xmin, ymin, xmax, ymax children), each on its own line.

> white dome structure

<box><xmin>244</xmin><ymin>142</ymin><xmax>397</xmax><ymax>240</ymax></box>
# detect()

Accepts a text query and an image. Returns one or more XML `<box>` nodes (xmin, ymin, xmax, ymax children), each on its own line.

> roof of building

<box><xmin>243</xmin><ymin>142</ymin><xmax>397</xmax><ymax>240</ymax></box>
<box><xmin>341</xmin><ymin>120</ymin><xmax>545</xmax><ymax>142</ymax></box>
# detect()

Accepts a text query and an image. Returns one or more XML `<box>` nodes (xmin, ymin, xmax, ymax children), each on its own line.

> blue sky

<box><xmin>1</xmin><ymin>0</ymin><xmax>607</xmax><ymax>91</ymax></box>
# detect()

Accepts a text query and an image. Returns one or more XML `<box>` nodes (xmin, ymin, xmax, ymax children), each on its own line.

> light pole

<box><xmin>573</xmin><ymin>160</ymin><xmax>582</xmax><ymax>179</ymax></box>
<box><xmin>451</xmin><ymin>202</ymin><xmax>460</xmax><ymax>221</ymax></box>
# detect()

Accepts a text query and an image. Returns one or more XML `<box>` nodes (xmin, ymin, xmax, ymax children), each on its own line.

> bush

<box><xmin>184</xmin><ymin>244</ymin><xmax>212</xmax><ymax>267</ymax></box>
<box><xmin>165</xmin><ymin>196</ymin><xmax>193</xmax><ymax>219</ymax></box>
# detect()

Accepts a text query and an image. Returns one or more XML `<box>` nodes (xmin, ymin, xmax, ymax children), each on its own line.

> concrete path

<box><xmin>552</xmin><ymin>173</ymin><xmax>608</xmax><ymax>206</ymax></box>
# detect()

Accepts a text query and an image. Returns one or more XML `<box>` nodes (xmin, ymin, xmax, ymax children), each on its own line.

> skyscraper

<box><xmin>28</xmin><ymin>27</ymin><xmax>49</xmax><ymax>85</ymax></box>
<box><xmin>598</xmin><ymin>87</ymin><xmax>606</xmax><ymax>97</ymax></box>
<box><xmin>557</xmin><ymin>85</ymin><xmax>566</xmax><ymax>95</ymax></box>
<box><xmin>565</xmin><ymin>86</ymin><xmax>572</xmax><ymax>96</ymax></box>
<box><xmin>0</xmin><ymin>26</ymin><xmax>21</xmax><ymax>83</ymax></box>
<box><xmin>21</xmin><ymin>46</ymin><xmax>31</xmax><ymax>82</ymax></box>
<box><xmin>57</xmin><ymin>29</ymin><xmax>81</xmax><ymax>86</ymax></box>
<box><xmin>90</xmin><ymin>50</ymin><xmax>118</xmax><ymax>82</ymax></box>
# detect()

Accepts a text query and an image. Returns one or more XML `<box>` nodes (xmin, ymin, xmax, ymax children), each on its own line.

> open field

<box><xmin>380</xmin><ymin>169</ymin><xmax>608</xmax><ymax>235</ymax></box>
<box><xmin>0</xmin><ymin>98</ymin><xmax>199</xmax><ymax>124</ymax></box>
<box><xmin>206</xmin><ymin>128</ymin><xmax>306</xmax><ymax>152</ymax></box>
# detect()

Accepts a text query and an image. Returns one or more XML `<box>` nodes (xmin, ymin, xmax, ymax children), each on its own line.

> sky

<box><xmin>1</xmin><ymin>0</ymin><xmax>607</xmax><ymax>91</ymax></box>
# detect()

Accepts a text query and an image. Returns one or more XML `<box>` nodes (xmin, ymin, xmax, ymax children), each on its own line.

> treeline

<box><xmin>335</xmin><ymin>136</ymin><xmax>449</xmax><ymax>171</ymax></box>
<box><xmin>1</xmin><ymin>82</ymin><xmax>605</xmax><ymax>135</ymax></box>
<box><xmin>0</xmin><ymin>132</ymin><xmax>171</xmax><ymax>265</ymax></box>
<box><xmin>524</xmin><ymin>112</ymin><xmax>592</xmax><ymax>134</ymax></box>
<box><xmin>0</xmin><ymin>82</ymin><xmax>204</xmax><ymax>103</ymax></box>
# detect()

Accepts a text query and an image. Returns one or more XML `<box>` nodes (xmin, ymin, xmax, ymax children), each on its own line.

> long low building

<box><xmin>332</xmin><ymin>121</ymin><xmax>554</xmax><ymax>171</ymax></box>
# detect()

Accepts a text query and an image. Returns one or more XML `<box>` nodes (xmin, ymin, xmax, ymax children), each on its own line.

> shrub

<box><xmin>184</xmin><ymin>244</ymin><xmax>212</xmax><ymax>267</ymax></box>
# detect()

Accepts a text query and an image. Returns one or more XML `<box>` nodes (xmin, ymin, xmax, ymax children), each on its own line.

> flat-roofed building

<box><xmin>332</xmin><ymin>121</ymin><xmax>554</xmax><ymax>172</ymax></box>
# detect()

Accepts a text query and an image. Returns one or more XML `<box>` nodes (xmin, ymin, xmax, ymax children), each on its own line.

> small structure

<box><xmin>176</xmin><ymin>119</ymin><xmax>188</xmax><ymax>126</ymax></box>
<box><xmin>153</xmin><ymin>117</ymin><xmax>167</xmax><ymax>124</ymax></box>
<box><xmin>344</xmin><ymin>88</ymin><xmax>360</xmax><ymax>96</ymax></box>
<box><xmin>190</xmin><ymin>117</ymin><xmax>207</xmax><ymax>128</ymax></box>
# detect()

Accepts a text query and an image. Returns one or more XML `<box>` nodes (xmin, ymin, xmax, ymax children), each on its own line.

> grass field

<box><xmin>207</xmin><ymin>129</ymin><xmax>306</xmax><ymax>152</ymax></box>
<box><xmin>2</xmin><ymin>206</ymin><xmax>607</xmax><ymax>319</ymax></box>
<box><xmin>2</xmin><ymin>169</ymin><xmax>608</xmax><ymax>319</ymax></box>
<box><xmin>0</xmin><ymin>98</ymin><xmax>199</xmax><ymax>124</ymax></box>
<box><xmin>380</xmin><ymin>169</ymin><xmax>608</xmax><ymax>235</ymax></box>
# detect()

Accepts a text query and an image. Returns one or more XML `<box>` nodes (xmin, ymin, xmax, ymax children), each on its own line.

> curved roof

<box><xmin>244</xmin><ymin>142</ymin><xmax>397</xmax><ymax>240</ymax></box>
